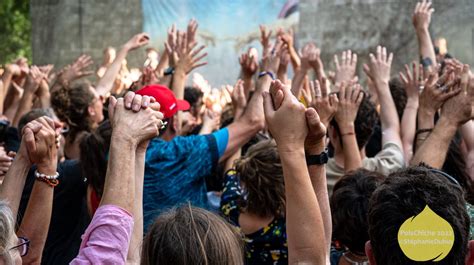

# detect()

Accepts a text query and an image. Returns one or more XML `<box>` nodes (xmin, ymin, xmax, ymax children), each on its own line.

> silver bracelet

<box><xmin>34</xmin><ymin>170</ymin><xmax>59</xmax><ymax>180</ymax></box>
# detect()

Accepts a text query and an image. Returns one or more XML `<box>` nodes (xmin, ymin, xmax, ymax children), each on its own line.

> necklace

<box><xmin>342</xmin><ymin>251</ymin><xmax>369</xmax><ymax>265</ymax></box>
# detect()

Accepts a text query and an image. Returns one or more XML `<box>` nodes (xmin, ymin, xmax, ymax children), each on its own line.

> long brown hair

<box><xmin>235</xmin><ymin>140</ymin><xmax>285</xmax><ymax>218</ymax></box>
<box><xmin>141</xmin><ymin>206</ymin><xmax>243</xmax><ymax>265</ymax></box>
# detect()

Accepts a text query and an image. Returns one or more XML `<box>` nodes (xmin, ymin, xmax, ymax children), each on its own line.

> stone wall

<box><xmin>298</xmin><ymin>0</ymin><xmax>474</xmax><ymax>78</ymax></box>
<box><xmin>31</xmin><ymin>0</ymin><xmax>143</xmax><ymax>73</ymax></box>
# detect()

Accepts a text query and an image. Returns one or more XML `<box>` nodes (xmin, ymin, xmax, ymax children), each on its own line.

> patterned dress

<box><xmin>220</xmin><ymin>170</ymin><xmax>288</xmax><ymax>265</ymax></box>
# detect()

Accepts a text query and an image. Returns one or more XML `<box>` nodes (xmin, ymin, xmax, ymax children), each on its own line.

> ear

<box><xmin>466</xmin><ymin>240</ymin><xmax>474</xmax><ymax>265</ymax></box>
<box><xmin>88</xmin><ymin>105</ymin><xmax>96</xmax><ymax>117</ymax></box>
<box><xmin>365</xmin><ymin>241</ymin><xmax>377</xmax><ymax>265</ymax></box>
<box><xmin>171</xmin><ymin>116</ymin><xmax>178</xmax><ymax>131</ymax></box>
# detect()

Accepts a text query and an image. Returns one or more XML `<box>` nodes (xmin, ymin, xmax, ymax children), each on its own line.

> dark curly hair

<box><xmin>331</xmin><ymin>94</ymin><xmax>379</xmax><ymax>149</ymax></box>
<box><xmin>331</xmin><ymin>169</ymin><xmax>385</xmax><ymax>255</ymax></box>
<box><xmin>368</xmin><ymin>166</ymin><xmax>470</xmax><ymax>265</ymax></box>
<box><xmin>389</xmin><ymin>77</ymin><xmax>407</xmax><ymax>121</ymax></box>
<box><xmin>51</xmin><ymin>82</ymin><xmax>95</xmax><ymax>141</ymax></box>
<box><xmin>234</xmin><ymin>140</ymin><xmax>285</xmax><ymax>218</ymax></box>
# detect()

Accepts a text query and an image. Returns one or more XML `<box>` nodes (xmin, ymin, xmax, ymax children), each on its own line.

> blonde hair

<box><xmin>141</xmin><ymin>205</ymin><xmax>244</xmax><ymax>265</ymax></box>
<box><xmin>0</xmin><ymin>201</ymin><xmax>15</xmax><ymax>264</ymax></box>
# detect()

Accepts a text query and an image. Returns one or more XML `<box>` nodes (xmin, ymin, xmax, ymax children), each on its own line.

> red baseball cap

<box><xmin>136</xmin><ymin>84</ymin><xmax>190</xmax><ymax>119</ymax></box>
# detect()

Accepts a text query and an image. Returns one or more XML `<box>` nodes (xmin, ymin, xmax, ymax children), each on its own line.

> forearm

<box><xmin>155</xmin><ymin>52</ymin><xmax>169</xmax><ymax>77</ymax></box>
<box><xmin>342</xmin><ymin>137</ymin><xmax>362</xmax><ymax>172</ymax></box>
<box><xmin>291</xmin><ymin>67</ymin><xmax>308</xmax><ymax>97</ymax></box>
<box><xmin>127</xmin><ymin>150</ymin><xmax>145</xmax><ymax>264</ymax></box>
<box><xmin>96</xmin><ymin>46</ymin><xmax>130</xmax><ymax>96</ymax></box>
<box><xmin>18</xmin><ymin>164</ymin><xmax>56</xmax><ymax>264</ymax></box>
<box><xmin>312</xmin><ymin>62</ymin><xmax>327</xmax><ymax>83</ymax></box>
<box><xmin>375</xmin><ymin>81</ymin><xmax>402</xmax><ymax>147</ymax></box>
<box><xmin>12</xmin><ymin>91</ymin><xmax>35</xmax><ymax>128</ymax></box>
<box><xmin>223</xmin><ymin>148</ymin><xmax>241</xmax><ymax>172</ymax></box>
<box><xmin>1</xmin><ymin>71</ymin><xmax>14</xmax><ymax>99</ymax></box>
<box><xmin>306</xmin><ymin>140</ymin><xmax>331</xmax><ymax>256</ymax></box>
<box><xmin>411</xmin><ymin>117</ymin><xmax>457</xmax><ymax>168</ymax></box>
<box><xmin>277</xmin><ymin>65</ymin><xmax>288</xmax><ymax>85</ymax></box>
<box><xmin>288</xmin><ymin>47</ymin><xmax>301</xmax><ymax>72</ymax></box>
<box><xmin>0</xmin><ymin>153</ymin><xmax>31</xmax><ymax>223</ymax></box>
<box><xmin>416</xmin><ymin>109</ymin><xmax>435</xmax><ymax>150</ymax></box>
<box><xmin>401</xmin><ymin>98</ymin><xmax>419</xmax><ymax>162</ymax></box>
<box><xmin>280</xmin><ymin>149</ymin><xmax>326</xmax><ymax>264</ymax></box>
<box><xmin>100</xmin><ymin>137</ymin><xmax>136</xmax><ymax>213</ymax></box>
<box><xmin>240</xmin><ymin>74</ymin><xmax>254</xmax><ymax>99</ymax></box>
<box><xmin>171</xmin><ymin>70</ymin><xmax>187</xmax><ymax>133</ymax></box>
<box><xmin>416</xmin><ymin>28</ymin><xmax>437</xmax><ymax>74</ymax></box>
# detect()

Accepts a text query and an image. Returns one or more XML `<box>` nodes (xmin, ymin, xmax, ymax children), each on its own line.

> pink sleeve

<box><xmin>70</xmin><ymin>205</ymin><xmax>134</xmax><ymax>265</ymax></box>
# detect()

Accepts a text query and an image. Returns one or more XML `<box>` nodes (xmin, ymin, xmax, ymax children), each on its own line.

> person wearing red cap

<box><xmin>136</xmin><ymin>65</ymin><xmax>275</xmax><ymax>230</ymax></box>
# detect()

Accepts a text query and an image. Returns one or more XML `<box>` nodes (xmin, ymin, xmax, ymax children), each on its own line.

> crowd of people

<box><xmin>1</xmin><ymin>0</ymin><xmax>474</xmax><ymax>264</ymax></box>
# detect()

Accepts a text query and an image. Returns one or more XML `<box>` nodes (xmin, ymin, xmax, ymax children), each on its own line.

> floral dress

<box><xmin>220</xmin><ymin>170</ymin><xmax>288</xmax><ymax>265</ymax></box>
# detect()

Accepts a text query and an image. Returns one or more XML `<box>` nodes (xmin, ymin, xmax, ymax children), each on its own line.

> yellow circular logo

<box><xmin>398</xmin><ymin>205</ymin><xmax>454</xmax><ymax>261</ymax></box>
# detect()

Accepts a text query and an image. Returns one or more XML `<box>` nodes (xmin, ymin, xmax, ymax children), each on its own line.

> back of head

<box><xmin>141</xmin><ymin>206</ymin><xmax>243</xmax><ymax>265</ymax></box>
<box><xmin>234</xmin><ymin>140</ymin><xmax>285</xmax><ymax>218</ymax></box>
<box><xmin>0</xmin><ymin>201</ymin><xmax>15</xmax><ymax>264</ymax></box>
<box><xmin>331</xmin><ymin>169</ymin><xmax>385</xmax><ymax>254</ymax></box>
<box><xmin>368</xmin><ymin>166</ymin><xmax>469</xmax><ymax>265</ymax></box>
<box><xmin>389</xmin><ymin>77</ymin><xmax>407</xmax><ymax>121</ymax></box>
<box><xmin>18</xmin><ymin>108</ymin><xmax>55</xmax><ymax>137</ymax></box>
<box><xmin>80</xmin><ymin>120</ymin><xmax>112</xmax><ymax>197</ymax></box>
<box><xmin>51</xmin><ymin>82</ymin><xmax>95</xmax><ymax>139</ymax></box>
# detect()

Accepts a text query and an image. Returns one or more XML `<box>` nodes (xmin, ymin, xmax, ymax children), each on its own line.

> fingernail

<box><xmin>133</xmin><ymin>104</ymin><xmax>140</xmax><ymax>111</ymax></box>
<box><xmin>144</xmin><ymin>102</ymin><xmax>149</xmax><ymax>107</ymax></box>
<box><xmin>126</xmin><ymin>102</ymin><xmax>132</xmax><ymax>108</ymax></box>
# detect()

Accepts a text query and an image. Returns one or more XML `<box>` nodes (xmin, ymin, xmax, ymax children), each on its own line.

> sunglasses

<box><xmin>10</xmin><ymin>237</ymin><xmax>30</xmax><ymax>257</ymax></box>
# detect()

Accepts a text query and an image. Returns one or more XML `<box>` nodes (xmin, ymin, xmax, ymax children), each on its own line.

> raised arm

<box><xmin>291</xmin><ymin>43</ymin><xmax>317</xmax><ymax>97</ymax></box>
<box><xmin>278</xmin><ymin>28</ymin><xmax>301</xmax><ymax>71</ymax></box>
<box><xmin>399</xmin><ymin>62</ymin><xmax>421</xmax><ymax>162</ymax></box>
<box><xmin>264</xmin><ymin>80</ymin><xmax>326</xmax><ymax>264</ymax></box>
<box><xmin>411</xmin><ymin>66</ymin><xmax>471</xmax><ymax>167</ymax></box>
<box><xmin>239</xmin><ymin>50</ymin><xmax>258</xmax><ymax>98</ymax></box>
<box><xmin>95</xmin><ymin>33</ymin><xmax>150</xmax><ymax>96</ymax></box>
<box><xmin>304</xmin><ymin>107</ymin><xmax>332</xmax><ymax>260</ymax></box>
<box><xmin>220</xmin><ymin>39</ymin><xmax>283</xmax><ymax>162</ymax></box>
<box><xmin>52</xmin><ymin>55</ymin><xmax>94</xmax><ymax>92</ymax></box>
<box><xmin>18</xmin><ymin>117</ymin><xmax>60</xmax><ymax>265</ymax></box>
<box><xmin>334</xmin><ymin>82</ymin><xmax>363</xmax><ymax>172</ymax></box>
<box><xmin>412</xmin><ymin>0</ymin><xmax>436</xmax><ymax>75</ymax></box>
<box><xmin>12</xmin><ymin>66</ymin><xmax>45</xmax><ymax>128</ymax></box>
<box><xmin>364</xmin><ymin>46</ymin><xmax>402</xmax><ymax>149</ymax></box>
<box><xmin>1</xmin><ymin>64</ymin><xmax>22</xmax><ymax>113</ymax></box>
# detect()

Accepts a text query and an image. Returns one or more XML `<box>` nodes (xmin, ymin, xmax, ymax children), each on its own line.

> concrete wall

<box><xmin>31</xmin><ymin>0</ymin><xmax>143</xmax><ymax>73</ymax></box>
<box><xmin>298</xmin><ymin>0</ymin><xmax>474</xmax><ymax>78</ymax></box>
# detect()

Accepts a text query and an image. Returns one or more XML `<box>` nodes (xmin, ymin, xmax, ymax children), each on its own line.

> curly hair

<box><xmin>0</xmin><ymin>201</ymin><xmax>15</xmax><ymax>264</ymax></box>
<box><xmin>51</xmin><ymin>82</ymin><xmax>95</xmax><ymax>141</ymax></box>
<box><xmin>389</xmin><ymin>77</ymin><xmax>407</xmax><ymax>121</ymax></box>
<box><xmin>234</xmin><ymin>140</ymin><xmax>285</xmax><ymax>218</ymax></box>
<box><xmin>331</xmin><ymin>169</ymin><xmax>385</xmax><ymax>254</ymax></box>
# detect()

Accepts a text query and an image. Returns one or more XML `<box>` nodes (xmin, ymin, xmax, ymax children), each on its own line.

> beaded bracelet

<box><xmin>34</xmin><ymin>171</ymin><xmax>59</xmax><ymax>187</ymax></box>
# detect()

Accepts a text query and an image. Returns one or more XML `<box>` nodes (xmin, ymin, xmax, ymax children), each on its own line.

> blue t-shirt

<box><xmin>143</xmin><ymin>128</ymin><xmax>228</xmax><ymax>230</ymax></box>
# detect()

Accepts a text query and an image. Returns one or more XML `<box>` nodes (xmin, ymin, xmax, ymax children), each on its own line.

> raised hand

<box><xmin>186</xmin><ymin>19</ymin><xmax>199</xmax><ymax>50</ymax></box>
<box><xmin>363</xmin><ymin>46</ymin><xmax>393</xmax><ymax>86</ymax></box>
<box><xmin>412</xmin><ymin>0</ymin><xmax>434</xmax><ymax>31</ymax></box>
<box><xmin>334</xmin><ymin>50</ymin><xmax>358</xmax><ymax>85</ymax></box>
<box><xmin>261</xmin><ymin>39</ymin><xmax>283</xmax><ymax>75</ymax></box>
<box><xmin>419</xmin><ymin>69</ymin><xmax>460</xmax><ymax>116</ymax></box>
<box><xmin>278</xmin><ymin>28</ymin><xmax>294</xmax><ymax>50</ymax></box>
<box><xmin>301</xmin><ymin>43</ymin><xmax>320</xmax><ymax>71</ymax></box>
<box><xmin>441</xmin><ymin>77</ymin><xmax>472</xmax><ymax>126</ymax></box>
<box><xmin>109</xmin><ymin>92</ymin><xmax>163</xmax><ymax>145</ymax></box>
<box><xmin>24</xmin><ymin>66</ymin><xmax>45</xmax><ymax>93</ymax></box>
<box><xmin>308</xmin><ymin>77</ymin><xmax>338</xmax><ymax>127</ymax></box>
<box><xmin>334</xmin><ymin>82</ymin><xmax>363</xmax><ymax>132</ymax></box>
<box><xmin>124</xmin><ymin>33</ymin><xmax>150</xmax><ymax>51</ymax></box>
<box><xmin>259</xmin><ymin>25</ymin><xmax>273</xmax><ymax>57</ymax></box>
<box><xmin>263</xmin><ymin>80</ymin><xmax>308</xmax><ymax>151</ymax></box>
<box><xmin>21</xmin><ymin>116</ymin><xmax>60</xmax><ymax>170</ymax></box>
<box><xmin>239</xmin><ymin>51</ymin><xmax>258</xmax><ymax>78</ymax></box>
<box><xmin>230</xmin><ymin>79</ymin><xmax>247</xmax><ymax>114</ymax></box>
<box><xmin>399</xmin><ymin>62</ymin><xmax>422</xmax><ymax>100</ymax></box>
<box><xmin>165</xmin><ymin>32</ymin><xmax>207</xmax><ymax>74</ymax></box>
<box><xmin>58</xmin><ymin>54</ymin><xmax>94</xmax><ymax>83</ymax></box>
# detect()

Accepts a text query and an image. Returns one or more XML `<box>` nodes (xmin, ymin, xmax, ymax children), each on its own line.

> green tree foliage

<box><xmin>0</xmin><ymin>0</ymin><xmax>31</xmax><ymax>65</ymax></box>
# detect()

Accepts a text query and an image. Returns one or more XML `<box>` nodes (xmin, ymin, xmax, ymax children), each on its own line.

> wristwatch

<box><xmin>306</xmin><ymin>148</ymin><xmax>329</xmax><ymax>166</ymax></box>
<box><xmin>164</xmin><ymin>67</ymin><xmax>175</xmax><ymax>76</ymax></box>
